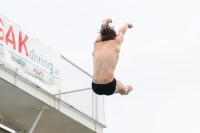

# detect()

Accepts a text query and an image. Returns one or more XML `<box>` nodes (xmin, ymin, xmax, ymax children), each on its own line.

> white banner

<box><xmin>0</xmin><ymin>14</ymin><xmax>62</xmax><ymax>90</ymax></box>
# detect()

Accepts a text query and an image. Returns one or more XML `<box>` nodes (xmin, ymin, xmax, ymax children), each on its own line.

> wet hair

<box><xmin>99</xmin><ymin>24</ymin><xmax>117</xmax><ymax>41</ymax></box>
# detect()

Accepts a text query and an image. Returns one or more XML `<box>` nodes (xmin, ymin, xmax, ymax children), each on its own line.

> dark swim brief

<box><xmin>92</xmin><ymin>78</ymin><xmax>116</xmax><ymax>96</ymax></box>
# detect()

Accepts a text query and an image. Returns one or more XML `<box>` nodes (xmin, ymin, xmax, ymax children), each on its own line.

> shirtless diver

<box><xmin>92</xmin><ymin>18</ymin><xmax>133</xmax><ymax>96</ymax></box>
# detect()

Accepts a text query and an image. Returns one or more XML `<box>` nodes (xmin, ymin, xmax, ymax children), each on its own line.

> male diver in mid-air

<box><xmin>92</xmin><ymin>18</ymin><xmax>133</xmax><ymax>96</ymax></box>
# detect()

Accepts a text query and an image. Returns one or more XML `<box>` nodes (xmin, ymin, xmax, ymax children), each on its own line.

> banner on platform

<box><xmin>0</xmin><ymin>14</ymin><xmax>62</xmax><ymax>90</ymax></box>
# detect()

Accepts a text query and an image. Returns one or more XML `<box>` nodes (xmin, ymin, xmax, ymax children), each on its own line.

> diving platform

<box><xmin>0</xmin><ymin>59</ymin><xmax>105</xmax><ymax>133</ymax></box>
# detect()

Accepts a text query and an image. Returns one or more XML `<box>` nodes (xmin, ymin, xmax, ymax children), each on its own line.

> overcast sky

<box><xmin>1</xmin><ymin>0</ymin><xmax>200</xmax><ymax>133</ymax></box>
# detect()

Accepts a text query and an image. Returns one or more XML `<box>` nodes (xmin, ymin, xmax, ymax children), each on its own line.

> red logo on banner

<box><xmin>33</xmin><ymin>68</ymin><xmax>44</xmax><ymax>77</ymax></box>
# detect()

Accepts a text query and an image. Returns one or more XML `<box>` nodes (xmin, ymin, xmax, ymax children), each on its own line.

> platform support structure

<box><xmin>27</xmin><ymin>106</ymin><xmax>48</xmax><ymax>133</ymax></box>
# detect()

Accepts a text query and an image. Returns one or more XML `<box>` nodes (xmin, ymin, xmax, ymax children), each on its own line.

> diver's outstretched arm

<box><xmin>117</xmin><ymin>23</ymin><xmax>133</xmax><ymax>42</ymax></box>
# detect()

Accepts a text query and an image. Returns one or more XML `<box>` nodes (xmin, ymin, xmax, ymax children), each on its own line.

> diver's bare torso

<box><xmin>92</xmin><ymin>36</ymin><xmax>122</xmax><ymax>84</ymax></box>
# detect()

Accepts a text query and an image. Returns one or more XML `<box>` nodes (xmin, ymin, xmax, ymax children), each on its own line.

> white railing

<box><xmin>59</xmin><ymin>56</ymin><xmax>105</xmax><ymax>125</ymax></box>
<box><xmin>0</xmin><ymin>56</ymin><xmax>106</xmax><ymax>126</ymax></box>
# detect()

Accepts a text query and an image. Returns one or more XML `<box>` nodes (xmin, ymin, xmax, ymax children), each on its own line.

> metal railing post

<box><xmin>94</xmin><ymin>94</ymin><xmax>98</xmax><ymax>133</ymax></box>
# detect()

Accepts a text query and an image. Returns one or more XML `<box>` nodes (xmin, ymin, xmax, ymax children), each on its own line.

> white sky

<box><xmin>1</xmin><ymin>0</ymin><xmax>200</xmax><ymax>133</ymax></box>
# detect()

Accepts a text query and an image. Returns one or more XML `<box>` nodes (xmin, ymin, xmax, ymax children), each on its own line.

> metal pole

<box><xmin>54</xmin><ymin>87</ymin><xmax>91</xmax><ymax>96</ymax></box>
<box><xmin>58</xmin><ymin>89</ymin><xmax>61</xmax><ymax>110</ymax></box>
<box><xmin>95</xmin><ymin>94</ymin><xmax>98</xmax><ymax>133</ymax></box>
<box><xmin>96</xmin><ymin>94</ymin><xmax>98</xmax><ymax>122</ymax></box>
<box><xmin>92</xmin><ymin>92</ymin><xmax>94</xmax><ymax>119</ymax></box>
<box><xmin>14</xmin><ymin>68</ymin><xmax>18</xmax><ymax>85</ymax></box>
<box><xmin>28</xmin><ymin>107</ymin><xmax>47</xmax><ymax>133</ymax></box>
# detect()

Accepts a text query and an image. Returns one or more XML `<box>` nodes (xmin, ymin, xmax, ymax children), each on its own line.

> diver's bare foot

<box><xmin>118</xmin><ymin>90</ymin><xmax>125</xmax><ymax>95</ymax></box>
<box><xmin>125</xmin><ymin>86</ymin><xmax>133</xmax><ymax>95</ymax></box>
<box><xmin>119</xmin><ymin>85</ymin><xmax>133</xmax><ymax>95</ymax></box>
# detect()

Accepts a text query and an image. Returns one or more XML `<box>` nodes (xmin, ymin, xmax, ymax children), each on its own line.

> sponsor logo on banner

<box><xmin>33</xmin><ymin>68</ymin><xmax>44</xmax><ymax>77</ymax></box>
<box><xmin>11</xmin><ymin>55</ymin><xmax>25</xmax><ymax>67</ymax></box>
<box><xmin>0</xmin><ymin>14</ymin><xmax>62</xmax><ymax>90</ymax></box>
<box><xmin>49</xmin><ymin>78</ymin><xmax>60</xmax><ymax>87</ymax></box>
